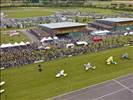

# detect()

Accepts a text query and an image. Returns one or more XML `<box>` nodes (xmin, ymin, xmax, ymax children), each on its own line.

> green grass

<box><xmin>1</xmin><ymin>7</ymin><xmax>133</xmax><ymax>18</ymax></box>
<box><xmin>2</xmin><ymin>7</ymin><xmax>63</xmax><ymax>18</ymax></box>
<box><xmin>78</xmin><ymin>7</ymin><xmax>133</xmax><ymax>15</ymax></box>
<box><xmin>0</xmin><ymin>32</ymin><xmax>30</xmax><ymax>44</ymax></box>
<box><xmin>1</xmin><ymin>46</ymin><xmax>133</xmax><ymax>100</ymax></box>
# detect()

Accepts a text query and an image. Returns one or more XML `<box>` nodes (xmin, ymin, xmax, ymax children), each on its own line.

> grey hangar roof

<box><xmin>39</xmin><ymin>22</ymin><xmax>86</xmax><ymax>29</ymax></box>
<box><xmin>97</xmin><ymin>18</ymin><xmax>133</xmax><ymax>23</ymax></box>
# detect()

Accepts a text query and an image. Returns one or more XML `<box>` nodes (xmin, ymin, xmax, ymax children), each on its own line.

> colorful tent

<box><xmin>93</xmin><ymin>36</ymin><xmax>103</xmax><ymax>42</ymax></box>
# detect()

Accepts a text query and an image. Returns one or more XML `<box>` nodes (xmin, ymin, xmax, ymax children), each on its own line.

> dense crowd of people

<box><xmin>0</xmin><ymin>35</ymin><xmax>133</xmax><ymax>68</ymax></box>
<box><xmin>0</xmin><ymin>44</ymin><xmax>40</xmax><ymax>68</ymax></box>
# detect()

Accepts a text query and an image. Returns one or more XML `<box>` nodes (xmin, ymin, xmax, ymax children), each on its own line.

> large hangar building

<box><xmin>38</xmin><ymin>22</ymin><xmax>89</xmax><ymax>37</ymax></box>
<box><xmin>90</xmin><ymin>18</ymin><xmax>133</xmax><ymax>31</ymax></box>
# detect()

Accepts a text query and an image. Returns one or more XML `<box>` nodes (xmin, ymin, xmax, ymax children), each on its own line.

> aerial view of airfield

<box><xmin>0</xmin><ymin>0</ymin><xmax>133</xmax><ymax>100</ymax></box>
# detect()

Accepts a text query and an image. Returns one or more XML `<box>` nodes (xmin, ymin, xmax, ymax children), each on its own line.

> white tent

<box><xmin>126</xmin><ymin>27</ymin><xmax>130</xmax><ymax>30</ymax></box>
<box><xmin>0</xmin><ymin>43</ymin><xmax>13</xmax><ymax>48</ymax></box>
<box><xmin>53</xmin><ymin>36</ymin><xmax>58</xmax><ymax>40</ymax></box>
<box><xmin>0</xmin><ymin>44</ymin><xmax>6</xmax><ymax>48</ymax></box>
<box><xmin>91</xmin><ymin>30</ymin><xmax>110</xmax><ymax>35</ymax></box>
<box><xmin>19</xmin><ymin>41</ymin><xmax>26</xmax><ymax>46</ymax></box>
<box><xmin>40</xmin><ymin>37</ymin><xmax>46</xmax><ymax>42</ymax></box>
<box><xmin>129</xmin><ymin>32</ymin><xmax>133</xmax><ymax>35</ymax></box>
<box><xmin>124</xmin><ymin>32</ymin><xmax>128</xmax><ymax>36</ymax></box>
<box><xmin>40</xmin><ymin>37</ymin><xmax>53</xmax><ymax>42</ymax></box>
<box><xmin>66</xmin><ymin>43</ymin><xmax>74</xmax><ymax>48</ymax></box>
<box><xmin>48</xmin><ymin>37</ymin><xmax>53</xmax><ymax>40</ymax></box>
<box><xmin>14</xmin><ymin>42</ymin><xmax>20</xmax><ymax>46</ymax></box>
<box><xmin>7</xmin><ymin>43</ymin><xmax>14</xmax><ymax>47</ymax></box>
<box><xmin>26</xmin><ymin>42</ymin><xmax>30</xmax><ymax>44</ymax></box>
<box><xmin>76</xmin><ymin>41</ymin><xmax>88</xmax><ymax>46</ymax></box>
<box><xmin>38</xmin><ymin>46</ymin><xmax>50</xmax><ymax>50</ymax></box>
<box><xmin>0</xmin><ymin>42</ymin><xmax>30</xmax><ymax>49</ymax></box>
<box><xmin>3</xmin><ymin>44</ymin><xmax>9</xmax><ymax>48</ymax></box>
<box><xmin>124</xmin><ymin>31</ymin><xmax>133</xmax><ymax>36</ymax></box>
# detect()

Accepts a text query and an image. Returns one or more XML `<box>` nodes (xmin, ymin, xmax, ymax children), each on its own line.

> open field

<box><xmin>77</xmin><ymin>7</ymin><xmax>133</xmax><ymax>15</ymax></box>
<box><xmin>1</xmin><ymin>46</ymin><xmax>133</xmax><ymax>100</ymax></box>
<box><xmin>1</xmin><ymin>7</ymin><xmax>63</xmax><ymax>18</ymax></box>
<box><xmin>1</xmin><ymin>7</ymin><xmax>133</xmax><ymax>18</ymax></box>
<box><xmin>0</xmin><ymin>31</ymin><xmax>30</xmax><ymax>44</ymax></box>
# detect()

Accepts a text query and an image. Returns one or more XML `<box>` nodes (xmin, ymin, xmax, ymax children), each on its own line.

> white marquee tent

<box><xmin>40</xmin><ymin>37</ymin><xmax>53</xmax><ymax>42</ymax></box>
<box><xmin>91</xmin><ymin>30</ymin><xmax>110</xmax><ymax>35</ymax></box>
<box><xmin>66</xmin><ymin>43</ymin><xmax>74</xmax><ymax>48</ymax></box>
<box><xmin>0</xmin><ymin>42</ymin><xmax>30</xmax><ymax>48</ymax></box>
<box><xmin>76</xmin><ymin>41</ymin><xmax>88</xmax><ymax>46</ymax></box>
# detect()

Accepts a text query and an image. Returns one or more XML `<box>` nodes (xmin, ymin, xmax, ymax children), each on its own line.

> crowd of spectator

<box><xmin>0</xmin><ymin>44</ymin><xmax>40</xmax><ymax>68</ymax></box>
<box><xmin>1</xmin><ymin>34</ymin><xmax>133</xmax><ymax>68</ymax></box>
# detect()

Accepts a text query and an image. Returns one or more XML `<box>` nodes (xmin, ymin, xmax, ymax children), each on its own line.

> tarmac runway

<box><xmin>52</xmin><ymin>73</ymin><xmax>133</xmax><ymax>100</ymax></box>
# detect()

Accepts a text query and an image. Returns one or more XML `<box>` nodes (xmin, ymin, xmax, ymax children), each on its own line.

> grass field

<box><xmin>1</xmin><ymin>7</ymin><xmax>133</xmax><ymax>18</ymax></box>
<box><xmin>1</xmin><ymin>7</ymin><xmax>63</xmax><ymax>18</ymax></box>
<box><xmin>1</xmin><ymin>46</ymin><xmax>133</xmax><ymax>100</ymax></box>
<box><xmin>0</xmin><ymin>32</ymin><xmax>30</xmax><ymax>44</ymax></box>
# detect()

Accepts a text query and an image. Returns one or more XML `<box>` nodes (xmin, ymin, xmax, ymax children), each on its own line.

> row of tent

<box><xmin>66</xmin><ymin>41</ymin><xmax>88</xmax><ymax>48</ymax></box>
<box><xmin>39</xmin><ymin>41</ymin><xmax>88</xmax><ymax>49</ymax></box>
<box><xmin>0</xmin><ymin>41</ymin><xmax>30</xmax><ymax>48</ymax></box>
<box><xmin>66</xmin><ymin>38</ymin><xmax>103</xmax><ymax>48</ymax></box>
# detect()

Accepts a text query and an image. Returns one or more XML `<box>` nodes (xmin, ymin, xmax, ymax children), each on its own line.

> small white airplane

<box><xmin>56</xmin><ymin>70</ymin><xmax>67</xmax><ymax>78</ymax></box>
<box><xmin>0</xmin><ymin>81</ymin><xmax>5</xmax><ymax>86</ymax></box>
<box><xmin>84</xmin><ymin>63</ymin><xmax>96</xmax><ymax>70</ymax></box>
<box><xmin>0</xmin><ymin>89</ymin><xmax>5</xmax><ymax>94</ymax></box>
